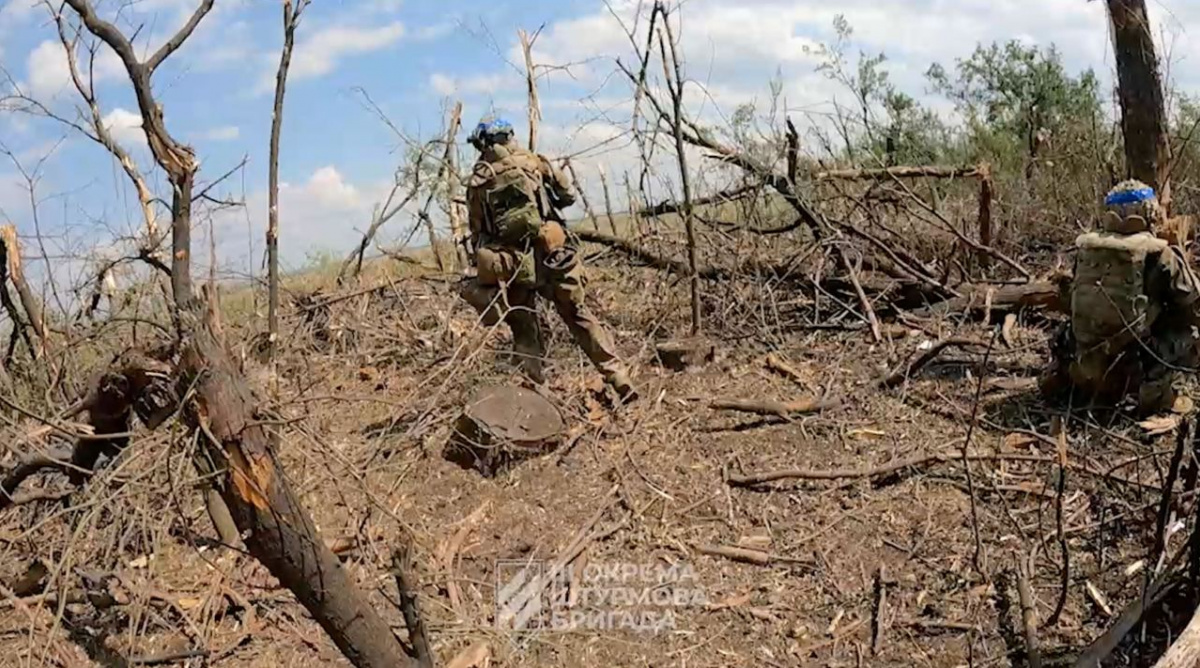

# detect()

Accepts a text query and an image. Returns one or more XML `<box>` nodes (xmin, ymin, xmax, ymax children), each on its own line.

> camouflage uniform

<box><xmin>458</xmin><ymin>131</ymin><xmax>636</xmax><ymax>400</ymax></box>
<box><xmin>1041</xmin><ymin>180</ymin><xmax>1198</xmax><ymax>414</ymax></box>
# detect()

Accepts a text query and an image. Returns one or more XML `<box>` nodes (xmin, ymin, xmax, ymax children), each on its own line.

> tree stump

<box><xmin>654</xmin><ymin>337</ymin><xmax>715</xmax><ymax>371</ymax></box>
<box><xmin>448</xmin><ymin>385</ymin><xmax>565</xmax><ymax>476</ymax></box>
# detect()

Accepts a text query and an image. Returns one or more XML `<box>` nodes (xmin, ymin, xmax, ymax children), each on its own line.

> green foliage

<box><xmin>926</xmin><ymin>41</ymin><xmax>1103</xmax><ymax>171</ymax></box>
<box><xmin>803</xmin><ymin>15</ymin><xmax>952</xmax><ymax>166</ymax></box>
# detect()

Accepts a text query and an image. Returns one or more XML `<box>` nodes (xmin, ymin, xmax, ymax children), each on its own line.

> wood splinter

<box><xmin>694</xmin><ymin>543</ymin><xmax>809</xmax><ymax>567</ymax></box>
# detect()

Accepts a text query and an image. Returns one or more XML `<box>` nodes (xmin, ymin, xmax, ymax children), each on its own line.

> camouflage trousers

<box><xmin>458</xmin><ymin>238</ymin><xmax>625</xmax><ymax>385</ymax></box>
<box><xmin>1040</xmin><ymin>320</ymin><xmax>1197</xmax><ymax>415</ymax></box>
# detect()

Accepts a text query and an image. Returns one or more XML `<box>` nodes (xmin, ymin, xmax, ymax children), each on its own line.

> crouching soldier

<box><xmin>457</xmin><ymin>117</ymin><xmax>638</xmax><ymax>402</ymax></box>
<box><xmin>1041</xmin><ymin>180</ymin><xmax>1198</xmax><ymax>415</ymax></box>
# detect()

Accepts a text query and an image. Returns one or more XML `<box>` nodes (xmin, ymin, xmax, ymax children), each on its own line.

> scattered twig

<box><xmin>872</xmin><ymin>565</ymin><xmax>888</xmax><ymax>655</ymax></box>
<box><xmin>878</xmin><ymin>337</ymin><xmax>987</xmax><ymax>389</ymax></box>
<box><xmin>1017</xmin><ymin>560</ymin><xmax>1043</xmax><ymax>668</ymax></box>
<box><xmin>709</xmin><ymin>396</ymin><xmax>838</xmax><ymax>418</ymax></box>
<box><xmin>392</xmin><ymin>545</ymin><xmax>433</xmax><ymax>668</ymax></box>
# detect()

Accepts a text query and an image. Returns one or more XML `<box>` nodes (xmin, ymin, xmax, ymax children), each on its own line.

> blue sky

<box><xmin>2</xmin><ymin>0</ymin><xmax>1200</xmax><ymax>285</ymax></box>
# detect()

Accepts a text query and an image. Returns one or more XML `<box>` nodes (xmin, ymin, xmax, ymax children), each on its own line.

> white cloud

<box><xmin>0</xmin><ymin>171</ymin><xmax>25</xmax><ymax>220</ymax></box>
<box><xmin>253</xmin><ymin>20</ymin><xmax>406</xmax><ymax>94</ymax></box>
<box><xmin>430</xmin><ymin>73</ymin><xmax>455</xmax><ymax>96</ymax></box>
<box><xmin>0</xmin><ymin>0</ymin><xmax>38</xmax><ymax>57</ymax></box>
<box><xmin>209</xmin><ymin>165</ymin><xmax>414</xmax><ymax>270</ymax></box>
<box><xmin>292</xmin><ymin>21</ymin><xmax>406</xmax><ymax>81</ymax></box>
<box><xmin>428</xmin><ymin>72</ymin><xmax>507</xmax><ymax>97</ymax></box>
<box><xmin>101</xmin><ymin>108</ymin><xmax>145</xmax><ymax>147</ymax></box>
<box><xmin>413</xmin><ymin>22</ymin><xmax>456</xmax><ymax>42</ymax></box>
<box><xmin>24</xmin><ymin>39</ymin><xmax>122</xmax><ymax>100</ymax></box>
<box><xmin>198</xmin><ymin>125</ymin><xmax>240</xmax><ymax>141</ymax></box>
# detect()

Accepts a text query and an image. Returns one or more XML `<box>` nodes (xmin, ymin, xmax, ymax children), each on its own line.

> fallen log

<box><xmin>641</xmin><ymin>182</ymin><xmax>761</xmax><ymax>217</ymax></box>
<box><xmin>574</xmin><ymin>228</ymin><xmax>728</xmax><ymax>279</ymax></box>
<box><xmin>911</xmin><ymin>281</ymin><xmax>1063</xmax><ymax>318</ymax></box>
<box><xmin>815</xmin><ymin>165</ymin><xmax>986</xmax><ymax>181</ymax></box>
<box><xmin>174</xmin><ymin>307</ymin><xmax>416</xmax><ymax>668</ymax></box>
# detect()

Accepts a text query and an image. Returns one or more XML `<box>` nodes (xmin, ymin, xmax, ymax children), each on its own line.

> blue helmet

<box><xmin>468</xmin><ymin>116</ymin><xmax>514</xmax><ymax>149</ymax></box>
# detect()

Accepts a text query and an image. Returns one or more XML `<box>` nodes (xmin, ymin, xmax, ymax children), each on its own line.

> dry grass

<box><xmin>0</xmin><ymin>230</ymin><xmax>1191</xmax><ymax>667</ymax></box>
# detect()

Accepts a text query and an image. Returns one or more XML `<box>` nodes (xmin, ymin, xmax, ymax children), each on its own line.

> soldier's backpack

<box><xmin>470</xmin><ymin>149</ymin><xmax>547</xmax><ymax>245</ymax></box>
<box><xmin>1069</xmin><ymin>230</ymin><xmax>1167</xmax><ymax>387</ymax></box>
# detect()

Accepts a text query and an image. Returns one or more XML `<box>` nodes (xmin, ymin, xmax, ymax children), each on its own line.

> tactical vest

<box><xmin>469</xmin><ymin>149</ymin><xmax>547</xmax><ymax>246</ymax></box>
<box><xmin>1071</xmin><ymin>230</ymin><xmax>1167</xmax><ymax>356</ymax></box>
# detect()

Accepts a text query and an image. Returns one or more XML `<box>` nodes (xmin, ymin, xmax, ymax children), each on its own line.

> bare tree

<box><xmin>657</xmin><ymin>3</ymin><xmax>701</xmax><ymax>334</ymax></box>
<box><xmin>59</xmin><ymin>1</ymin><xmax>417</xmax><ymax>664</ymax></box>
<box><xmin>338</xmin><ymin>157</ymin><xmax>427</xmax><ymax>284</ymax></box>
<box><xmin>267</xmin><ymin>0</ymin><xmax>312</xmax><ymax>365</ymax></box>
<box><xmin>419</xmin><ymin>102</ymin><xmax>464</xmax><ymax>272</ymax></box>
<box><xmin>519</xmin><ymin>27</ymin><xmax>542</xmax><ymax>152</ymax></box>
<box><xmin>1106</xmin><ymin>0</ymin><xmax>1171</xmax><ymax>208</ymax></box>
<box><xmin>0</xmin><ymin>225</ymin><xmax>47</xmax><ymax>358</ymax></box>
<box><xmin>444</xmin><ymin>101</ymin><xmax>470</xmax><ymax>268</ymax></box>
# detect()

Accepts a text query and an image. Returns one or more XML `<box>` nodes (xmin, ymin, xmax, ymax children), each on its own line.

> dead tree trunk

<box><xmin>1107</xmin><ymin>0</ymin><xmax>1171</xmax><ymax>209</ymax></box>
<box><xmin>177</xmin><ymin>317</ymin><xmax>414</xmax><ymax>667</ymax></box>
<box><xmin>0</xmin><ymin>225</ymin><xmax>47</xmax><ymax>357</ymax></box>
<box><xmin>62</xmin><ymin>1</ymin><xmax>417</xmax><ymax>665</ymax></box>
<box><xmin>564</xmin><ymin>161</ymin><xmax>601</xmax><ymax>230</ymax></box>
<box><xmin>0</xmin><ymin>233</ymin><xmax>34</xmax><ymax>361</ymax></box>
<box><xmin>519</xmin><ymin>28</ymin><xmax>541</xmax><ymax>152</ymax></box>
<box><xmin>659</xmin><ymin>5</ymin><xmax>702</xmax><ymax>334</ymax></box>
<box><xmin>267</xmin><ymin>0</ymin><xmax>309</xmax><ymax>364</ymax></box>
<box><xmin>977</xmin><ymin>164</ymin><xmax>994</xmax><ymax>267</ymax></box>
<box><xmin>442</xmin><ymin>101</ymin><xmax>468</xmax><ymax>269</ymax></box>
<box><xmin>598</xmin><ymin>164</ymin><xmax>619</xmax><ymax>235</ymax></box>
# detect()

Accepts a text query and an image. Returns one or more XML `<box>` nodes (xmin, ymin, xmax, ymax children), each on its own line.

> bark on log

<box><xmin>61</xmin><ymin>1</ymin><xmax>418</xmax><ymax>664</ymax></box>
<box><xmin>911</xmin><ymin>281</ymin><xmax>1063</xmax><ymax>318</ymax></box>
<box><xmin>1107</xmin><ymin>0</ymin><xmax>1171</xmax><ymax>209</ymax></box>
<box><xmin>177</xmin><ymin>313</ymin><xmax>414</xmax><ymax>667</ymax></box>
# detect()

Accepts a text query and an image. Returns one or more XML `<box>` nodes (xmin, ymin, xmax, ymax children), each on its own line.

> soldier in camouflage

<box><xmin>457</xmin><ymin>117</ymin><xmax>638</xmax><ymax>402</ymax></box>
<box><xmin>1041</xmin><ymin>179</ymin><xmax>1198</xmax><ymax>414</ymax></box>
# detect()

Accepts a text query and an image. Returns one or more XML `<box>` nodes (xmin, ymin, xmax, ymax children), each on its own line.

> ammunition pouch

<box><xmin>537</xmin><ymin>222</ymin><xmax>567</xmax><ymax>254</ymax></box>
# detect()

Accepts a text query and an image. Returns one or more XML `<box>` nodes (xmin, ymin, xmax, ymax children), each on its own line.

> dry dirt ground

<box><xmin>0</xmin><ymin>259</ymin><xmax>1194</xmax><ymax>667</ymax></box>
